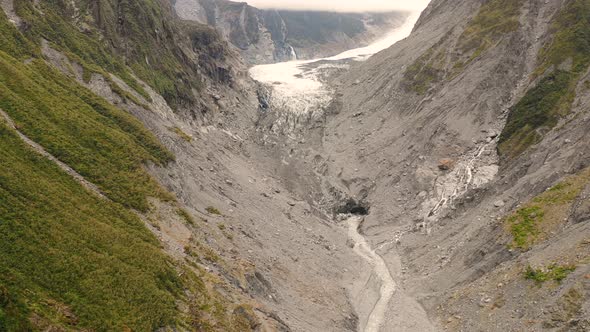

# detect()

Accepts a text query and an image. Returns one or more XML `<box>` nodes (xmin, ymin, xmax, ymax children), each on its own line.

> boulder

<box><xmin>571</xmin><ymin>184</ymin><xmax>590</xmax><ymax>223</ymax></box>
<box><xmin>438</xmin><ymin>158</ymin><xmax>455</xmax><ymax>171</ymax></box>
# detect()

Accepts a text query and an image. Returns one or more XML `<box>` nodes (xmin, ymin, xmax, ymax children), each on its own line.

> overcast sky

<box><xmin>246</xmin><ymin>0</ymin><xmax>430</xmax><ymax>12</ymax></box>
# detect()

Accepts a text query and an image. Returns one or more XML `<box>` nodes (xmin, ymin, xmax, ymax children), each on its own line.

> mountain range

<box><xmin>0</xmin><ymin>0</ymin><xmax>589</xmax><ymax>331</ymax></box>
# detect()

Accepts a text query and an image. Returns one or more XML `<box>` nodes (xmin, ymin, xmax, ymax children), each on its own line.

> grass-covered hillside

<box><xmin>0</xmin><ymin>4</ymin><xmax>179</xmax><ymax>330</ymax></box>
<box><xmin>0</xmin><ymin>1</ymin><xmax>251</xmax><ymax>330</ymax></box>
<box><xmin>0</xmin><ymin>120</ymin><xmax>180</xmax><ymax>331</ymax></box>
<box><xmin>0</xmin><ymin>52</ymin><xmax>174</xmax><ymax>211</ymax></box>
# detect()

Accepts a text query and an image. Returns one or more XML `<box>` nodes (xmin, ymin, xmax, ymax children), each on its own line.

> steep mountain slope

<box><xmin>3</xmin><ymin>0</ymin><xmax>590</xmax><ymax>330</ymax></box>
<box><xmin>0</xmin><ymin>0</ymin><xmax>366</xmax><ymax>331</ymax></box>
<box><xmin>174</xmin><ymin>0</ymin><xmax>408</xmax><ymax>64</ymax></box>
<box><xmin>246</xmin><ymin>0</ymin><xmax>590</xmax><ymax>330</ymax></box>
<box><xmin>0</xmin><ymin>0</ymin><xmax>263</xmax><ymax>330</ymax></box>
<box><xmin>312</xmin><ymin>0</ymin><xmax>590</xmax><ymax>330</ymax></box>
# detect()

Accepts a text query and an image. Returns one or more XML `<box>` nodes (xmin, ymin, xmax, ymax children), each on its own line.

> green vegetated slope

<box><xmin>503</xmin><ymin>167</ymin><xmax>590</xmax><ymax>287</ymax></box>
<box><xmin>499</xmin><ymin>0</ymin><xmax>590</xmax><ymax>158</ymax></box>
<box><xmin>0</xmin><ymin>3</ymin><xmax>250</xmax><ymax>330</ymax></box>
<box><xmin>13</xmin><ymin>0</ymin><xmax>227</xmax><ymax>110</ymax></box>
<box><xmin>0</xmin><ymin>121</ymin><xmax>181</xmax><ymax>331</ymax></box>
<box><xmin>499</xmin><ymin>70</ymin><xmax>572</xmax><ymax>158</ymax></box>
<box><xmin>504</xmin><ymin>168</ymin><xmax>590</xmax><ymax>250</ymax></box>
<box><xmin>0</xmin><ymin>53</ymin><xmax>174</xmax><ymax>212</ymax></box>
<box><xmin>13</xmin><ymin>0</ymin><xmax>150</xmax><ymax>100</ymax></box>
<box><xmin>455</xmin><ymin>0</ymin><xmax>524</xmax><ymax>66</ymax></box>
<box><xmin>402</xmin><ymin>0</ymin><xmax>524</xmax><ymax>94</ymax></box>
<box><xmin>0</xmin><ymin>7</ymin><xmax>183</xmax><ymax>330</ymax></box>
<box><xmin>402</xmin><ymin>44</ymin><xmax>446</xmax><ymax>95</ymax></box>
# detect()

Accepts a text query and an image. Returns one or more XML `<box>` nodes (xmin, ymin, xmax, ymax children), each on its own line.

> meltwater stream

<box><xmin>347</xmin><ymin>216</ymin><xmax>396</xmax><ymax>332</ymax></box>
<box><xmin>249</xmin><ymin>10</ymin><xmax>426</xmax><ymax>332</ymax></box>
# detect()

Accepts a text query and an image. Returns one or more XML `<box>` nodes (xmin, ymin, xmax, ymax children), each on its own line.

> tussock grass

<box><xmin>170</xmin><ymin>126</ymin><xmax>193</xmax><ymax>142</ymax></box>
<box><xmin>505</xmin><ymin>168</ymin><xmax>590</xmax><ymax>249</ymax></box>
<box><xmin>0</xmin><ymin>4</ymin><xmax>256</xmax><ymax>332</ymax></box>
<box><xmin>206</xmin><ymin>206</ymin><xmax>223</xmax><ymax>215</ymax></box>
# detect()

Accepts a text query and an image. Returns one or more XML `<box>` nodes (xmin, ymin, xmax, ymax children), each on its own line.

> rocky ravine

<box><xmin>174</xmin><ymin>0</ymin><xmax>408</xmax><ymax>64</ymax></box>
<box><xmin>247</xmin><ymin>0</ymin><xmax>590</xmax><ymax>331</ymax></box>
<box><xmin>328</xmin><ymin>0</ymin><xmax>590</xmax><ymax>331</ymax></box>
<box><xmin>248</xmin><ymin>13</ymin><xmax>438</xmax><ymax>330</ymax></box>
<box><xmin>3</xmin><ymin>0</ymin><xmax>590</xmax><ymax>331</ymax></box>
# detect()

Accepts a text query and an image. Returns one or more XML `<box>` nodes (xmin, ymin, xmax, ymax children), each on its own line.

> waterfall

<box><xmin>288</xmin><ymin>45</ymin><xmax>297</xmax><ymax>60</ymax></box>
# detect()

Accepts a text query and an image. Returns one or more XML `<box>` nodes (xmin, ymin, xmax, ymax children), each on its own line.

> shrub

<box><xmin>500</xmin><ymin>0</ymin><xmax>590</xmax><ymax>158</ymax></box>
<box><xmin>206</xmin><ymin>206</ymin><xmax>222</xmax><ymax>215</ymax></box>
<box><xmin>508</xmin><ymin>206</ymin><xmax>544</xmax><ymax>249</ymax></box>
<box><xmin>170</xmin><ymin>127</ymin><xmax>193</xmax><ymax>142</ymax></box>
<box><xmin>177</xmin><ymin>209</ymin><xmax>196</xmax><ymax>225</ymax></box>
<box><xmin>525</xmin><ymin>264</ymin><xmax>576</xmax><ymax>284</ymax></box>
<box><xmin>498</xmin><ymin>70</ymin><xmax>573</xmax><ymax>158</ymax></box>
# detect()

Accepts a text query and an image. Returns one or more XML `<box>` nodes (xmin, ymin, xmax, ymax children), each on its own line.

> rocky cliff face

<box><xmin>174</xmin><ymin>0</ymin><xmax>408</xmax><ymax>64</ymax></box>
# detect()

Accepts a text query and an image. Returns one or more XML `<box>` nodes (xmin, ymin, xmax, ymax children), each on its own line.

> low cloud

<box><xmin>246</xmin><ymin>0</ymin><xmax>430</xmax><ymax>13</ymax></box>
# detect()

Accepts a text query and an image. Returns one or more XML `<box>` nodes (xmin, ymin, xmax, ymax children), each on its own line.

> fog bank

<box><xmin>246</xmin><ymin>0</ymin><xmax>430</xmax><ymax>13</ymax></box>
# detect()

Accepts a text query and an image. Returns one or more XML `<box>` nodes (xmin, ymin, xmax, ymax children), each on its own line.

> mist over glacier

<box><xmin>246</xmin><ymin>0</ymin><xmax>430</xmax><ymax>13</ymax></box>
